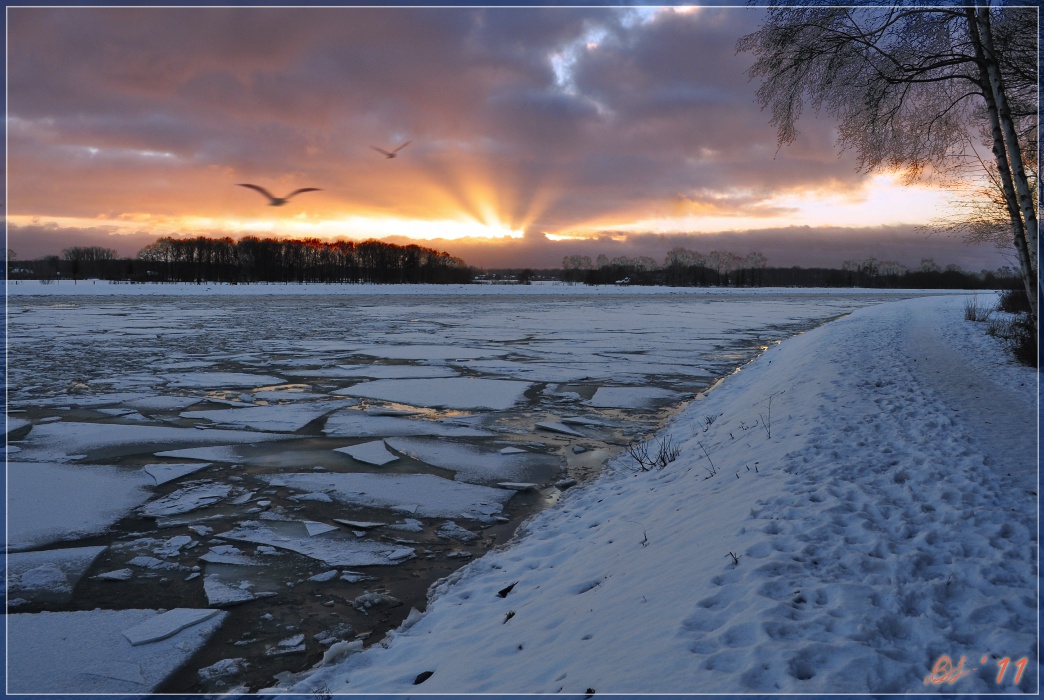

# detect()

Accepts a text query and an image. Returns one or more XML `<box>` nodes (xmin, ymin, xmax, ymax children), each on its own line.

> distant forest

<box><xmin>9</xmin><ymin>236</ymin><xmax>474</xmax><ymax>284</ymax></box>
<box><xmin>549</xmin><ymin>249</ymin><xmax>1020</xmax><ymax>290</ymax></box>
<box><xmin>7</xmin><ymin>239</ymin><xmax>1019</xmax><ymax>290</ymax></box>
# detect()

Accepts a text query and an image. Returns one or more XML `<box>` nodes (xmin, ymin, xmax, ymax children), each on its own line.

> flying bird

<box><xmin>371</xmin><ymin>141</ymin><xmax>411</xmax><ymax>159</ymax></box>
<box><xmin>237</xmin><ymin>184</ymin><xmax>321</xmax><ymax>206</ymax></box>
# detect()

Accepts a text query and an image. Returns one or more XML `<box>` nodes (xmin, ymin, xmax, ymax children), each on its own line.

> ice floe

<box><xmin>14</xmin><ymin>421</ymin><xmax>289</xmax><ymax>461</ymax></box>
<box><xmin>7</xmin><ymin>608</ymin><xmax>227</xmax><ymax>693</ymax></box>
<box><xmin>335</xmin><ymin>440</ymin><xmax>400</xmax><ymax>465</ymax></box>
<box><xmin>349</xmin><ymin>345</ymin><xmax>505</xmax><ymax>361</ymax></box>
<box><xmin>143</xmin><ymin>462</ymin><xmax>212</xmax><ymax>485</ymax></box>
<box><xmin>263</xmin><ymin>472</ymin><xmax>515</xmax><ymax>521</ymax></box>
<box><xmin>6</xmin><ymin>546</ymin><xmax>108</xmax><ymax>605</ymax></box>
<box><xmin>338</xmin><ymin>377</ymin><xmax>530</xmax><ymax>410</ymax></box>
<box><xmin>218</xmin><ymin>520</ymin><xmax>416</xmax><ymax>566</ymax></box>
<box><xmin>7</xmin><ymin>462</ymin><xmax>152</xmax><ymax>550</ymax></box>
<box><xmin>123</xmin><ymin>608</ymin><xmax>223</xmax><ymax>646</ymax></box>
<box><xmin>203</xmin><ymin>574</ymin><xmax>274</xmax><ymax>607</ymax></box>
<box><xmin>7</xmin><ymin>416</ymin><xmax>32</xmax><ymax>435</ymax></box>
<box><xmin>140</xmin><ymin>483</ymin><xmax>234</xmax><ymax>518</ymax></box>
<box><xmin>164</xmin><ymin>371</ymin><xmax>286</xmax><ymax>389</ymax></box>
<box><xmin>535</xmin><ymin>421</ymin><xmax>586</xmax><ymax>437</ymax></box>
<box><xmin>302</xmin><ymin>364</ymin><xmax>458</xmax><ymax>379</ymax></box>
<box><xmin>181</xmin><ymin>400</ymin><xmax>352</xmax><ymax>432</ymax></box>
<box><xmin>384</xmin><ymin>437</ymin><xmax>558</xmax><ymax>485</ymax></box>
<box><xmin>323</xmin><ymin>410</ymin><xmax>493</xmax><ymax>438</ymax></box>
<box><xmin>588</xmin><ymin>385</ymin><xmax>690</xmax><ymax>408</ymax></box>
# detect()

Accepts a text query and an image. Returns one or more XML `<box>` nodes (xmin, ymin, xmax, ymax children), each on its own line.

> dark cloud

<box><xmin>6</xmin><ymin>6</ymin><xmax>996</xmax><ymax>269</ymax></box>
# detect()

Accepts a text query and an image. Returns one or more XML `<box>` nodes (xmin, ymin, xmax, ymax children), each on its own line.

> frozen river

<box><xmin>4</xmin><ymin>283</ymin><xmax>942</xmax><ymax>693</ymax></box>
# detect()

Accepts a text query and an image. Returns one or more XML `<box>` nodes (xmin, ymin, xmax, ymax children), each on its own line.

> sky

<box><xmin>5</xmin><ymin>6</ymin><xmax>1016</xmax><ymax>271</ymax></box>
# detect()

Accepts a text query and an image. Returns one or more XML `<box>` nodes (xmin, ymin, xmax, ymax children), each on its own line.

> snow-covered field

<box><xmin>6</xmin><ymin>283</ymin><xmax>1032</xmax><ymax>694</ymax></box>
<box><xmin>265</xmin><ymin>293</ymin><xmax>1038</xmax><ymax>695</ymax></box>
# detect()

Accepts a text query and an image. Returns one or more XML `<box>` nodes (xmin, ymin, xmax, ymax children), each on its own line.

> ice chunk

<box><xmin>304</xmin><ymin>521</ymin><xmax>340</xmax><ymax>537</ymax></box>
<box><xmin>140</xmin><ymin>484</ymin><xmax>233</xmax><ymax>518</ymax></box>
<box><xmin>164</xmin><ymin>372</ymin><xmax>285</xmax><ymax>389</ymax></box>
<box><xmin>384</xmin><ymin>437</ymin><xmax>555</xmax><ymax>485</ymax></box>
<box><xmin>323</xmin><ymin>411</ymin><xmax>492</xmax><ymax>438</ymax></box>
<box><xmin>338</xmin><ymin>377</ymin><xmax>530</xmax><ymax>410</ymax></box>
<box><xmin>437</xmin><ymin>522</ymin><xmax>478</xmax><ymax>543</ymax></box>
<box><xmin>143</xmin><ymin>462</ymin><xmax>212</xmax><ymax>485</ymax></box>
<box><xmin>588</xmin><ymin>386</ymin><xmax>689</xmax><ymax>408</ymax></box>
<box><xmin>18</xmin><ymin>422</ymin><xmax>288</xmax><ymax>461</ymax></box>
<box><xmin>263</xmin><ymin>472</ymin><xmax>514</xmax><ymax>522</ymax></box>
<box><xmin>335</xmin><ymin>440</ymin><xmax>399</xmax><ymax>466</ymax></box>
<box><xmin>7</xmin><ymin>417</ymin><xmax>31</xmax><ymax>435</ymax></box>
<box><xmin>7</xmin><ymin>608</ymin><xmax>227</xmax><ymax>693</ymax></box>
<box><xmin>95</xmin><ymin>569</ymin><xmax>134</xmax><ymax>581</ymax></box>
<box><xmin>7</xmin><ymin>462</ymin><xmax>151</xmax><ymax>550</ymax></box>
<box><xmin>349</xmin><ymin>345</ymin><xmax>505</xmax><ymax>361</ymax></box>
<box><xmin>181</xmin><ymin>400</ymin><xmax>351</xmax><ymax>433</ymax></box>
<box><xmin>333</xmin><ymin>519</ymin><xmax>384</xmax><ymax>530</ymax></box>
<box><xmin>325</xmin><ymin>364</ymin><xmax>458</xmax><ymax>379</ymax></box>
<box><xmin>203</xmin><ymin>576</ymin><xmax>261</xmax><ymax>607</ymax></box>
<box><xmin>122</xmin><ymin>608</ymin><xmax>223</xmax><ymax>646</ymax></box>
<box><xmin>218</xmin><ymin>521</ymin><xmax>416</xmax><ymax>567</ymax></box>
<box><xmin>7</xmin><ymin>545</ymin><xmax>107</xmax><ymax>604</ymax></box>
<box><xmin>535</xmin><ymin>421</ymin><xmax>586</xmax><ymax>437</ymax></box>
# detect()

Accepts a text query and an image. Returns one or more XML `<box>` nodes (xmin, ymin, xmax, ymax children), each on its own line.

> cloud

<box><xmin>6</xmin><ymin>6</ymin><xmax>994</xmax><ymax>270</ymax></box>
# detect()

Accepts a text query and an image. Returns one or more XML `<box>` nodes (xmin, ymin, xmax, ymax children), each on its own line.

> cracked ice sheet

<box><xmin>335</xmin><ymin>440</ymin><xmax>399</xmax><ymax>465</ymax></box>
<box><xmin>384</xmin><ymin>437</ymin><xmax>559</xmax><ymax>486</ymax></box>
<box><xmin>349</xmin><ymin>345</ymin><xmax>506</xmax><ymax>361</ymax></box>
<box><xmin>296</xmin><ymin>364</ymin><xmax>457</xmax><ymax>379</ymax></box>
<box><xmin>181</xmin><ymin>400</ymin><xmax>353</xmax><ymax>432</ymax></box>
<box><xmin>6</xmin><ymin>546</ymin><xmax>109</xmax><ymax>605</ymax></box>
<box><xmin>14</xmin><ymin>421</ymin><xmax>291</xmax><ymax>461</ymax></box>
<box><xmin>217</xmin><ymin>521</ymin><xmax>415</xmax><ymax>567</ymax></box>
<box><xmin>7</xmin><ymin>462</ymin><xmax>152</xmax><ymax>551</ymax></box>
<box><xmin>140</xmin><ymin>483</ymin><xmax>234</xmax><ymax>518</ymax></box>
<box><xmin>7</xmin><ymin>608</ymin><xmax>227</xmax><ymax>694</ymax></box>
<box><xmin>143</xmin><ymin>462</ymin><xmax>212</xmax><ymax>485</ymax></box>
<box><xmin>588</xmin><ymin>386</ymin><xmax>691</xmax><ymax>408</ymax></box>
<box><xmin>323</xmin><ymin>410</ymin><xmax>493</xmax><ymax>438</ymax></box>
<box><xmin>338</xmin><ymin>377</ymin><xmax>530</xmax><ymax>410</ymax></box>
<box><xmin>264</xmin><ymin>472</ymin><xmax>514</xmax><ymax>522</ymax></box>
<box><xmin>163</xmin><ymin>371</ymin><xmax>286</xmax><ymax>388</ymax></box>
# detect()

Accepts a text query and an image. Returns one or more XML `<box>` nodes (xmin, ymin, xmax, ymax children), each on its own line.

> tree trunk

<box><xmin>975</xmin><ymin>8</ymin><xmax>1039</xmax><ymax>277</ymax></box>
<box><xmin>966</xmin><ymin>8</ymin><xmax>1038</xmax><ymax>322</ymax></box>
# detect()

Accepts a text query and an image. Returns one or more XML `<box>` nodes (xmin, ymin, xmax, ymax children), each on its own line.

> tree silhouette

<box><xmin>738</xmin><ymin>5</ymin><xmax>1038</xmax><ymax>322</ymax></box>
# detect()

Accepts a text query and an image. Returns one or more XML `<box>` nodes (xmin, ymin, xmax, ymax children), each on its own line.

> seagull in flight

<box><xmin>237</xmin><ymin>184</ymin><xmax>321</xmax><ymax>206</ymax></box>
<box><xmin>371</xmin><ymin>141</ymin><xmax>411</xmax><ymax>159</ymax></box>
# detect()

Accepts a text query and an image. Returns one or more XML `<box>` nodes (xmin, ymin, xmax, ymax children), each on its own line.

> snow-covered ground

<box><xmin>267</xmin><ymin>294</ymin><xmax>1038</xmax><ymax>695</ymax></box>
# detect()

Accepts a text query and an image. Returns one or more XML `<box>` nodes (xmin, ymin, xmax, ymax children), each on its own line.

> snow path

<box><xmin>274</xmin><ymin>296</ymin><xmax>1037</xmax><ymax>695</ymax></box>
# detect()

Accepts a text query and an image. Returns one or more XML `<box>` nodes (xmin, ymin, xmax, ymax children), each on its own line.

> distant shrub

<box><xmin>964</xmin><ymin>296</ymin><xmax>993</xmax><ymax>322</ymax></box>
<box><xmin>998</xmin><ymin>288</ymin><xmax>1032</xmax><ymax>314</ymax></box>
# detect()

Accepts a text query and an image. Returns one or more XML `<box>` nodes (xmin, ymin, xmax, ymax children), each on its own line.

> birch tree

<box><xmin>738</xmin><ymin>4</ymin><xmax>1038</xmax><ymax>321</ymax></box>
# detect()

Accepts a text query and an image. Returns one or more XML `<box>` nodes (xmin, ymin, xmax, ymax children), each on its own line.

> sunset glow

<box><xmin>6</xmin><ymin>6</ymin><xmax>1009</xmax><ymax>270</ymax></box>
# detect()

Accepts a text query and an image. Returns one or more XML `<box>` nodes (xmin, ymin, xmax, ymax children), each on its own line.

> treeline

<box><xmin>10</xmin><ymin>237</ymin><xmax>474</xmax><ymax>284</ymax></box>
<box><xmin>560</xmin><ymin>249</ymin><xmax>1019</xmax><ymax>290</ymax></box>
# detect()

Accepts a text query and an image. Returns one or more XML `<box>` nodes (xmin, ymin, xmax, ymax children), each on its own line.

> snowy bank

<box><xmin>269</xmin><ymin>295</ymin><xmax>1037</xmax><ymax>695</ymax></box>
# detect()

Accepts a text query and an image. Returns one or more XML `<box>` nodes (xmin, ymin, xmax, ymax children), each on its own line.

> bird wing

<box><xmin>285</xmin><ymin>188</ymin><xmax>322</xmax><ymax>199</ymax></box>
<box><xmin>371</xmin><ymin>146</ymin><xmax>393</xmax><ymax>157</ymax></box>
<box><xmin>237</xmin><ymin>183</ymin><xmax>276</xmax><ymax>201</ymax></box>
<box><xmin>393</xmin><ymin>140</ymin><xmax>412</xmax><ymax>153</ymax></box>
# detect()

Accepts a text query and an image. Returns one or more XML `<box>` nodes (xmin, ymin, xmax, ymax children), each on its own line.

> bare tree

<box><xmin>738</xmin><ymin>5</ymin><xmax>1038</xmax><ymax>321</ymax></box>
